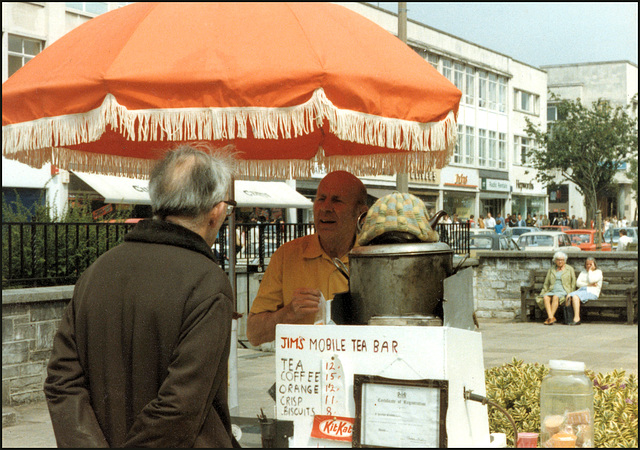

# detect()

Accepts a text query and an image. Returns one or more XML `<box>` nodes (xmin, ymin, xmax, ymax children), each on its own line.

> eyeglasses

<box><xmin>221</xmin><ymin>199</ymin><xmax>237</xmax><ymax>217</ymax></box>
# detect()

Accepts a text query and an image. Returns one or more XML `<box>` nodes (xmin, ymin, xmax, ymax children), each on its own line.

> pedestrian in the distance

<box><xmin>44</xmin><ymin>145</ymin><xmax>240</xmax><ymax>447</ymax></box>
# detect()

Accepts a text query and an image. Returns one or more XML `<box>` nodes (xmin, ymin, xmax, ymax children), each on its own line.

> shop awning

<box><xmin>2</xmin><ymin>156</ymin><xmax>52</xmax><ymax>188</ymax></box>
<box><xmin>235</xmin><ymin>181</ymin><xmax>313</xmax><ymax>209</ymax></box>
<box><xmin>71</xmin><ymin>172</ymin><xmax>313</xmax><ymax>209</ymax></box>
<box><xmin>72</xmin><ymin>171</ymin><xmax>151</xmax><ymax>205</ymax></box>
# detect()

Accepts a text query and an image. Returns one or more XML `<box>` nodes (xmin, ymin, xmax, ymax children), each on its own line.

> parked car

<box><xmin>565</xmin><ymin>229</ymin><xmax>611</xmax><ymax>251</ymax></box>
<box><xmin>540</xmin><ymin>225</ymin><xmax>572</xmax><ymax>233</ymax></box>
<box><xmin>469</xmin><ymin>228</ymin><xmax>497</xmax><ymax>236</ymax></box>
<box><xmin>603</xmin><ymin>227</ymin><xmax>638</xmax><ymax>250</ymax></box>
<box><xmin>517</xmin><ymin>231</ymin><xmax>582</xmax><ymax>252</ymax></box>
<box><xmin>503</xmin><ymin>226</ymin><xmax>540</xmax><ymax>244</ymax></box>
<box><xmin>469</xmin><ymin>234</ymin><xmax>520</xmax><ymax>252</ymax></box>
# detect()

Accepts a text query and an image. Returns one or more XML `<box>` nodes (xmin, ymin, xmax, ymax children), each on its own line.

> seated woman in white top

<box><xmin>565</xmin><ymin>257</ymin><xmax>603</xmax><ymax>325</ymax></box>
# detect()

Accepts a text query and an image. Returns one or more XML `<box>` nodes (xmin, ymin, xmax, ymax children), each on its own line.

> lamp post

<box><xmin>396</xmin><ymin>2</ymin><xmax>409</xmax><ymax>193</ymax></box>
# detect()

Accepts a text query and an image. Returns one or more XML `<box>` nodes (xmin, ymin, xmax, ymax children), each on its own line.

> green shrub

<box><xmin>2</xmin><ymin>193</ymin><xmax>135</xmax><ymax>288</ymax></box>
<box><xmin>485</xmin><ymin>358</ymin><xmax>638</xmax><ymax>448</ymax></box>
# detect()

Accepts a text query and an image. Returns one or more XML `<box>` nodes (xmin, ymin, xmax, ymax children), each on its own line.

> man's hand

<box><xmin>285</xmin><ymin>288</ymin><xmax>321</xmax><ymax>322</ymax></box>
<box><xmin>246</xmin><ymin>288</ymin><xmax>321</xmax><ymax>346</ymax></box>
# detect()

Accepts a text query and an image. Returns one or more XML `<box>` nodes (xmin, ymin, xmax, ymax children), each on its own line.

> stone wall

<box><xmin>2</xmin><ymin>272</ymin><xmax>263</xmax><ymax>406</ymax></box>
<box><xmin>2</xmin><ymin>287</ymin><xmax>73</xmax><ymax>406</ymax></box>
<box><xmin>472</xmin><ymin>251</ymin><xmax>638</xmax><ymax>319</ymax></box>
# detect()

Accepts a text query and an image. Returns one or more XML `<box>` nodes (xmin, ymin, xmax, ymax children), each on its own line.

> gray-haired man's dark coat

<box><xmin>44</xmin><ymin>219</ymin><xmax>239</xmax><ymax>447</ymax></box>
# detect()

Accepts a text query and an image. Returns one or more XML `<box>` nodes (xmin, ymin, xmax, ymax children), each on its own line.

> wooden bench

<box><xmin>520</xmin><ymin>269</ymin><xmax>638</xmax><ymax>324</ymax></box>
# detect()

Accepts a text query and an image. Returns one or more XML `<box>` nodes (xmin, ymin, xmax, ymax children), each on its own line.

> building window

<box><xmin>478</xmin><ymin>70</ymin><xmax>487</xmax><ymax>108</ymax></box>
<box><xmin>66</xmin><ymin>2</ymin><xmax>108</xmax><ymax>15</ymax></box>
<box><xmin>488</xmin><ymin>73</ymin><xmax>498</xmax><ymax>110</ymax></box>
<box><xmin>427</xmin><ymin>53</ymin><xmax>438</xmax><ymax>70</ymax></box>
<box><xmin>454</xmin><ymin>63</ymin><xmax>465</xmax><ymax>100</ymax></box>
<box><xmin>8</xmin><ymin>35</ymin><xmax>43</xmax><ymax>78</ymax></box>
<box><xmin>454</xmin><ymin>124</ymin><xmax>463</xmax><ymax>164</ymax></box>
<box><xmin>454</xmin><ymin>125</ymin><xmax>477</xmax><ymax>166</ymax></box>
<box><xmin>514</xmin><ymin>136</ymin><xmax>534</xmax><ymax>166</ymax></box>
<box><xmin>488</xmin><ymin>131</ymin><xmax>497</xmax><ymax>168</ymax></box>
<box><xmin>514</xmin><ymin>89</ymin><xmax>539</xmax><ymax>115</ymax></box>
<box><xmin>465</xmin><ymin>126</ymin><xmax>475</xmax><ymax>165</ymax></box>
<box><xmin>498</xmin><ymin>133</ymin><xmax>507</xmax><ymax>169</ymax></box>
<box><xmin>478</xmin><ymin>129</ymin><xmax>487</xmax><ymax>167</ymax></box>
<box><xmin>498</xmin><ymin>77</ymin><xmax>508</xmax><ymax>113</ymax></box>
<box><xmin>442</xmin><ymin>58</ymin><xmax>453</xmax><ymax>82</ymax></box>
<box><xmin>547</xmin><ymin>105</ymin><xmax>557</xmax><ymax>122</ymax></box>
<box><xmin>521</xmin><ymin>91</ymin><xmax>531</xmax><ymax>111</ymax></box>
<box><xmin>465</xmin><ymin>67</ymin><xmax>475</xmax><ymax>105</ymax></box>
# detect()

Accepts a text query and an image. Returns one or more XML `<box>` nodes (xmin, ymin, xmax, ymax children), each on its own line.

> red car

<box><xmin>565</xmin><ymin>229</ymin><xmax>612</xmax><ymax>251</ymax></box>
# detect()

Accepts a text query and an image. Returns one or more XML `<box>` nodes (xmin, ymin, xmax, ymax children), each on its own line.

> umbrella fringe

<box><xmin>4</xmin><ymin>89</ymin><xmax>455</xmax><ymax>152</ymax></box>
<box><xmin>2</xmin><ymin>143</ymin><xmax>451</xmax><ymax>180</ymax></box>
<box><xmin>315</xmin><ymin>89</ymin><xmax>456</xmax><ymax>154</ymax></box>
<box><xmin>235</xmin><ymin>148</ymin><xmax>453</xmax><ymax>179</ymax></box>
<box><xmin>3</xmin><ymin>89</ymin><xmax>456</xmax><ymax>178</ymax></box>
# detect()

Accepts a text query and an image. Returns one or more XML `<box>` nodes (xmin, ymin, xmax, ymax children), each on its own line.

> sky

<box><xmin>373</xmin><ymin>2</ymin><xmax>638</xmax><ymax>67</ymax></box>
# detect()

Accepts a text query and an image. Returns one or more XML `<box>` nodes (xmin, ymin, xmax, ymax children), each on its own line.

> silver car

<box><xmin>469</xmin><ymin>228</ymin><xmax>497</xmax><ymax>236</ymax></box>
<box><xmin>517</xmin><ymin>231</ymin><xmax>582</xmax><ymax>252</ymax></box>
<box><xmin>503</xmin><ymin>226</ymin><xmax>541</xmax><ymax>244</ymax></box>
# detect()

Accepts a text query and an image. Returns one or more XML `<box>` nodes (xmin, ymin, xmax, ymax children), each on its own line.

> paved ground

<box><xmin>3</xmin><ymin>318</ymin><xmax>637</xmax><ymax>448</ymax></box>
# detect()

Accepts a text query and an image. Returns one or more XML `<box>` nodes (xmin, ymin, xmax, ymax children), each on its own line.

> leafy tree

<box><xmin>525</xmin><ymin>94</ymin><xmax>638</xmax><ymax>223</ymax></box>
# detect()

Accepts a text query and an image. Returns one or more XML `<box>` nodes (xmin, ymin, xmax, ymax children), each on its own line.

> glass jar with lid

<box><xmin>540</xmin><ymin>360</ymin><xmax>594</xmax><ymax>448</ymax></box>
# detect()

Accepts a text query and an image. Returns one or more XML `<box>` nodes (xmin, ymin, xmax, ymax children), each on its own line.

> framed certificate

<box><xmin>352</xmin><ymin>375</ymin><xmax>448</xmax><ymax>448</ymax></box>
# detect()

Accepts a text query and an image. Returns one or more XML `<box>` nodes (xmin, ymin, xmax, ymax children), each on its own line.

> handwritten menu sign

<box><xmin>277</xmin><ymin>333</ymin><xmax>400</xmax><ymax>419</ymax></box>
<box><xmin>275</xmin><ymin>324</ymin><xmax>487</xmax><ymax>448</ymax></box>
<box><xmin>322</xmin><ymin>355</ymin><xmax>346</xmax><ymax>416</ymax></box>
<box><xmin>278</xmin><ymin>357</ymin><xmax>321</xmax><ymax>417</ymax></box>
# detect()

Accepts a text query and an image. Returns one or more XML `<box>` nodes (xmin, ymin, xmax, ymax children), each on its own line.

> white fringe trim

<box><xmin>3</xmin><ymin>88</ymin><xmax>457</xmax><ymax>178</ymax></box>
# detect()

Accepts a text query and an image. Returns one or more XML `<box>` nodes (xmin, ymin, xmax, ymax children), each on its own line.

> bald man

<box><xmin>246</xmin><ymin>171</ymin><xmax>368</xmax><ymax>345</ymax></box>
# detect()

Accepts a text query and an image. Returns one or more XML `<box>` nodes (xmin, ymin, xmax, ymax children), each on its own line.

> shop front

<box><xmin>442</xmin><ymin>170</ymin><xmax>478</xmax><ymax>221</ymax></box>
<box><xmin>479</xmin><ymin>176</ymin><xmax>509</xmax><ymax>218</ymax></box>
<box><xmin>547</xmin><ymin>184</ymin><xmax>569</xmax><ymax>223</ymax></box>
<box><xmin>410</xmin><ymin>170</ymin><xmax>441</xmax><ymax>218</ymax></box>
<box><xmin>511</xmin><ymin>178</ymin><xmax>547</xmax><ymax>220</ymax></box>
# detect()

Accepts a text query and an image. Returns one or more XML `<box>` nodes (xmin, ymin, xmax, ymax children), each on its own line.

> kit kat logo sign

<box><xmin>310</xmin><ymin>415</ymin><xmax>354</xmax><ymax>441</ymax></box>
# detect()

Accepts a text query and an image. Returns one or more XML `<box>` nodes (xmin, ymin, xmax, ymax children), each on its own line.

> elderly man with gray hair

<box><xmin>536</xmin><ymin>251</ymin><xmax>577</xmax><ymax>325</ymax></box>
<box><xmin>44</xmin><ymin>145</ymin><xmax>240</xmax><ymax>447</ymax></box>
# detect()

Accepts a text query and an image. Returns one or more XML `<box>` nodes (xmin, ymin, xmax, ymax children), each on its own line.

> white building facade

<box><xmin>337</xmin><ymin>2</ymin><xmax>549</xmax><ymax>220</ymax></box>
<box><xmin>5</xmin><ymin>2</ymin><xmax>555</xmax><ymax>221</ymax></box>
<box><xmin>542</xmin><ymin>61</ymin><xmax>638</xmax><ymax>224</ymax></box>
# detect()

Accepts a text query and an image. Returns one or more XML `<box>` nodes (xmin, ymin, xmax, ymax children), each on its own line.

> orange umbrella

<box><xmin>2</xmin><ymin>2</ymin><xmax>460</xmax><ymax>178</ymax></box>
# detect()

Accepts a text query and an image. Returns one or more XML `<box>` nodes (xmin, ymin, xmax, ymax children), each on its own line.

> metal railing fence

<box><xmin>2</xmin><ymin>221</ymin><xmax>467</xmax><ymax>289</ymax></box>
<box><xmin>436</xmin><ymin>222</ymin><xmax>470</xmax><ymax>255</ymax></box>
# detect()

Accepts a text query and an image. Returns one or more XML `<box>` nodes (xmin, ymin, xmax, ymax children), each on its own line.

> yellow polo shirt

<box><xmin>249</xmin><ymin>234</ymin><xmax>350</xmax><ymax>324</ymax></box>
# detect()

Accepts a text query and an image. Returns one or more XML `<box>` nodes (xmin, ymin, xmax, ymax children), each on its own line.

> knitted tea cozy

<box><xmin>357</xmin><ymin>192</ymin><xmax>439</xmax><ymax>246</ymax></box>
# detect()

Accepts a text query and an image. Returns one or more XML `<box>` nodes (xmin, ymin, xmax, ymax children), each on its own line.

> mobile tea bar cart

<box><xmin>274</xmin><ymin>238</ymin><xmax>498</xmax><ymax>448</ymax></box>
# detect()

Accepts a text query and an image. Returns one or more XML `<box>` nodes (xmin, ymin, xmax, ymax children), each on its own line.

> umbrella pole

<box><xmin>229</xmin><ymin>177</ymin><xmax>237</xmax><ymax>307</ymax></box>
<box><xmin>396</xmin><ymin>2</ymin><xmax>410</xmax><ymax>194</ymax></box>
<box><xmin>228</xmin><ymin>177</ymin><xmax>239</xmax><ymax>416</ymax></box>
